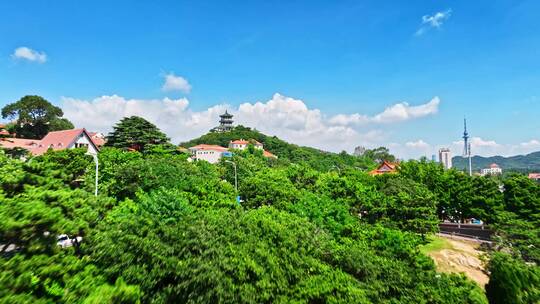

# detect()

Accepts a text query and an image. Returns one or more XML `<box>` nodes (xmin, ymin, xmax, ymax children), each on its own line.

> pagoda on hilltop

<box><xmin>214</xmin><ymin>110</ymin><xmax>234</xmax><ymax>132</ymax></box>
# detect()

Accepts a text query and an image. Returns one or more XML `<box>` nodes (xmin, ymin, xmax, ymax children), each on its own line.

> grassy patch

<box><xmin>419</xmin><ymin>236</ymin><xmax>453</xmax><ymax>255</ymax></box>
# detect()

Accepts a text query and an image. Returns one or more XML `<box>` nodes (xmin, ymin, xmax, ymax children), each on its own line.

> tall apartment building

<box><xmin>438</xmin><ymin>148</ymin><xmax>452</xmax><ymax>169</ymax></box>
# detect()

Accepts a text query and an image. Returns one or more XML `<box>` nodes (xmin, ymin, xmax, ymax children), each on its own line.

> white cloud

<box><xmin>62</xmin><ymin>93</ymin><xmax>417</xmax><ymax>152</ymax></box>
<box><xmin>329</xmin><ymin>96</ymin><xmax>440</xmax><ymax>126</ymax></box>
<box><xmin>415</xmin><ymin>9</ymin><xmax>452</xmax><ymax>36</ymax></box>
<box><xmin>449</xmin><ymin>137</ymin><xmax>540</xmax><ymax>157</ymax></box>
<box><xmin>12</xmin><ymin>47</ymin><xmax>47</xmax><ymax>63</ymax></box>
<box><xmin>161</xmin><ymin>73</ymin><xmax>192</xmax><ymax>93</ymax></box>
<box><xmin>452</xmin><ymin>136</ymin><xmax>501</xmax><ymax>153</ymax></box>
<box><xmin>405</xmin><ymin>139</ymin><xmax>430</xmax><ymax>149</ymax></box>
<box><xmin>328</xmin><ymin>113</ymin><xmax>369</xmax><ymax>125</ymax></box>
<box><xmin>60</xmin><ymin>93</ymin><xmax>540</xmax><ymax>159</ymax></box>
<box><xmin>62</xmin><ymin>95</ymin><xmax>220</xmax><ymax>143</ymax></box>
<box><xmin>372</xmin><ymin>97</ymin><xmax>440</xmax><ymax>123</ymax></box>
<box><xmin>519</xmin><ymin>139</ymin><xmax>540</xmax><ymax>148</ymax></box>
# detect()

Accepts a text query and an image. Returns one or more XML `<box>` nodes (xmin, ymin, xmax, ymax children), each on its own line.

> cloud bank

<box><xmin>62</xmin><ymin>93</ymin><xmax>439</xmax><ymax>154</ymax></box>
<box><xmin>389</xmin><ymin>136</ymin><xmax>540</xmax><ymax>160</ymax></box>
<box><xmin>62</xmin><ymin>93</ymin><xmax>540</xmax><ymax>159</ymax></box>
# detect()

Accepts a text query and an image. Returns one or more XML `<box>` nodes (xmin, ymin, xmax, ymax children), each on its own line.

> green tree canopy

<box><xmin>485</xmin><ymin>253</ymin><xmax>540</xmax><ymax>304</ymax></box>
<box><xmin>1</xmin><ymin>95</ymin><xmax>74</xmax><ymax>139</ymax></box>
<box><xmin>105</xmin><ymin>116</ymin><xmax>172</xmax><ymax>153</ymax></box>
<box><xmin>363</xmin><ymin>147</ymin><xmax>396</xmax><ymax>163</ymax></box>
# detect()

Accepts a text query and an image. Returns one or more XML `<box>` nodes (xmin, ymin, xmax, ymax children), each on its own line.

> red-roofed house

<box><xmin>229</xmin><ymin>139</ymin><xmax>276</xmax><ymax>158</ymax></box>
<box><xmin>88</xmin><ymin>132</ymin><xmax>106</xmax><ymax>147</ymax></box>
<box><xmin>0</xmin><ymin>138</ymin><xmax>40</xmax><ymax>154</ymax></box>
<box><xmin>228</xmin><ymin>139</ymin><xmax>264</xmax><ymax>150</ymax></box>
<box><xmin>0</xmin><ymin>128</ymin><xmax>100</xmax><ymax>156</ymax></box>
<box><xmin>188</xmin><ymin>144</ymin><xmax>230</xmax><ymax>164</ymax></box>
<box><xmin>369</xmin><ymin>160</ymin><xmax>398</xmax><ymax>176</ymax></box>
<box><xmin>229</xmin><ymin>139</ymin><xmax>249</xmax><ymax>150</ymax></box>
<box><xmin>528</xmin><ymin>173</ymin><xmax>540</xmax><ymax>182</ymax></box>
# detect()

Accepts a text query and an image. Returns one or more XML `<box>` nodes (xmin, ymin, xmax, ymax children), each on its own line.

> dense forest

<box><xmin>1</xmin><ymin>117</ymin><xmax>539</xmax><ymax>303</ymax></box>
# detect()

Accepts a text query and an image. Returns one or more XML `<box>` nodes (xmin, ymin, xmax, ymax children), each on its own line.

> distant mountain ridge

<box><xmin>452</xmin><ymin>151</ymin><xmax>540</xmax><ymax>172</ymax></box>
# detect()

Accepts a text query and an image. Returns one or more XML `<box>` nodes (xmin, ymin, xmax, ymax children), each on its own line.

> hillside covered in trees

<box><xmin>180</xmin><ymin>125</ymin><xmax>395</xmax><ymax>172</ymax></box>
<box><xmin>0</xmin><ymin>116</ymin><xmax>538</xmax><ymax>303</ymax></box>
<box><xmin>453</xmin><ymin>151</ymin><xmax>540</xmax><ymax>172</ymax></box>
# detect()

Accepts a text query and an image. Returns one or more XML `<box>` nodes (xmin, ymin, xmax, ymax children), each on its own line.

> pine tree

<box><xmin>106</xmin><ymin>116</ymin><xmax>171</xmax><ymax>153</ymax></box>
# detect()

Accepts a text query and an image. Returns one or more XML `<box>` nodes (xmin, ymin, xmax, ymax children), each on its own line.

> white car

<box><xmin>57</xmin><ymin>234</ymin><xmax>82</xmax><ymax>248</ymax></box>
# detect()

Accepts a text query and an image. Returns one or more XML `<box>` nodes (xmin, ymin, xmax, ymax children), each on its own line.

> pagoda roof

<box><xmin>220</xmin><ymin>110</ymin><xmax>233</xmax><ymax>118</ymax></box>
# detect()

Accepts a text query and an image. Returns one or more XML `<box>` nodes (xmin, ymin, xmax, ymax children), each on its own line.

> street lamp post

<box><xmin>225</xmin><ymin>160</ymin><xmax>237</xmax><ymax>192</ymax></box>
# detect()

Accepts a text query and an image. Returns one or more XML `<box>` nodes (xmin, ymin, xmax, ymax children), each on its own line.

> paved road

<box><xmin>437</xmin><ymin>232</ymin><xmax>493</xmax><ymax>244</ymax></box>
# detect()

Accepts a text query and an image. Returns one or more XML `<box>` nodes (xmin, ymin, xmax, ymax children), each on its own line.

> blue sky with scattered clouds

<box><xmin>1</xmin><ymin>1</ymin><xmax>539</xmax><ymax>158</ymax></box>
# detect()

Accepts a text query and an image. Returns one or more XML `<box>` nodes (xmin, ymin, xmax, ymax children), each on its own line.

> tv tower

<box><xmin>463</xmin><ymin>118</ymin><xmax>472</xmax><ymax>176</ymax></box>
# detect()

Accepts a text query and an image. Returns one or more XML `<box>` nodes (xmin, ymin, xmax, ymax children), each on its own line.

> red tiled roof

<box><xmin>0</xmin><ymin>138</ymin><xmax>40</xmax><ymax>153</ymax></box>
<box><xmin>0</xmin><ymin>128</ymin><xmax>100</xmax><ymax>156</ymax></box>
<box><xmin>88</xmin><ymin>132</ymin><xmax>106</xmax><ymax>146</ymax></box>
<box><xmin>263</xmin><ymin>150</ymin><xmax>277</xmax><ymax>158</ymax></box>
<box><xmin>230</xmin><ymin>139</ymin><xmax>249</xmax><ymax>145</ymax></box>
<box><xmin>489</xmin><ymin>163</ymin><xmax>500</xmax><ymax>168</ymax></box>
<box><xmin>190</xmin><ymin>144</ymin><xmax>229</xmax><ymax>152</ymax></box>
<box><xmin>32</xmin><ymin>129</ymin><xmax>99</xmax><ymax>155</ymax></box>
<box><xmin>528</xmin><ymin>173</ymin><xmax>540</xmax><ymax>179</ymax></box>
<box><xmin>369</xmin><ymin>160</ymin><xmax>398</xmax><ymax>176</ymax></box>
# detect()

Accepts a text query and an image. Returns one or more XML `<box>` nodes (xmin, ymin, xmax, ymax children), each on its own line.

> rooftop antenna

<box><xmin>463</xmin><ymin>118</ymin><xmax>472</xmax><ymax>176</ymax></box>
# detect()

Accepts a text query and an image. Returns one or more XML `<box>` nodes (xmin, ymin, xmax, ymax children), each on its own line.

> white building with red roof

<box><xmin>188</xmin><ymin>144</ymin><xmax>230</xmax><ymax>164</ymax></box>
<box><xmin>229</xmin><ymin>139</ymin><xmax>276</xmax><ymax>158</ymax></box>
<box><xmin>88</xmin><ymin>132</ymin><xmax>106</xmax><ymax>147</ymax></box>
<box><xmin>189</xmin><ymin>140</ymin><xmax>277</xmax><ymax>163</ymax></box>
<box><xmin>528</xmin><ymin>173</ymin><xmax>540</xmax><ymax>182</ymax></box>
<box><xmin>228</xmin><ymin>139</ymin><xmax>249</xmax><ymax>150</ymax></box>
<box><xmin>481</xmin><ymin>163</ymin><xmax>502</xmax><ymax>176</ymax></box>
<box><xmin>0</xmin><ymin>128</ymin><xmax>100</xmax><ymax>156</ymax></box>
<box><xmin>228</xmin><ymin>139</ymin><xmax>263</xmax><ymax>150</ymax></box>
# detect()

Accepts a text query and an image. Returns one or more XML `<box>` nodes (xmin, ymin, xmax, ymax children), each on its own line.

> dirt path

<box><xmin>426</xmin><ymin>235</ymin><xmax>489</xmax><ymax>287</ymax></box>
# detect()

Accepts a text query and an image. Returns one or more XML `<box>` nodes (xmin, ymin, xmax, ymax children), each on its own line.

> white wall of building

<box><xmin>229</xmin><ymin>141</ymin><xmax>263</xmax><ymax>150</ymax></box>
<box><xmin>230</xmin><ymin>143</ymin><xmax>247</xmax><ymax>150</ymax></box>
<box><xmin>71</xmin><ymin>133</ymin><xmax>99</xmax><ymax>155</ymax></box>
<box><xmin>189</xmin><ymin>149</ymin><xmax>224</xmax><ymax>164</ymax></box>
<box><xmin>438</xmin><ymin>148</ymin><xmax>452</xmax><ymax>169</ymax></box>
<box><xmin>481</xmin><ymin>167</ymin><xmax>502</xmax><ymax>176</ymax></box>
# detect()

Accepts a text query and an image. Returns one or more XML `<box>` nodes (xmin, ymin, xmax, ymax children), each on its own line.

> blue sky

<box><xmin>1</xmin><ymin>1</ymin><xmax>539</xmax><ymax>158</ymax></box>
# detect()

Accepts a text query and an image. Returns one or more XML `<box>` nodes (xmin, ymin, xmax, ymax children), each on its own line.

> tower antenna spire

<box><xmin>463</xmin><ymin>117</ymin><xmax>472</xmax><ymax>176</ymax></box>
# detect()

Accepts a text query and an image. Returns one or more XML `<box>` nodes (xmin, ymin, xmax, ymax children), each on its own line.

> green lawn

<box><xmin>419</xmin><ymin>236</ymin><xmax>453</xmax><ymax>255</ymax></box>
